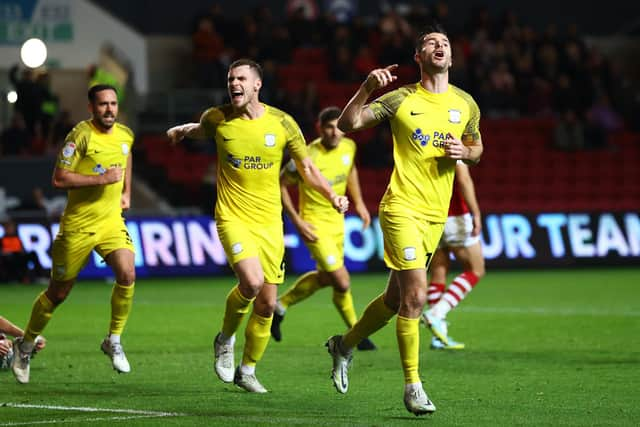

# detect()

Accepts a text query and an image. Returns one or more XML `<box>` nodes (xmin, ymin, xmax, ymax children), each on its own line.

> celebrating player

<box><xmin>166</xmin><ymin>59</ymin><xmax>348</xmax><ymax>393</ymax></box>
<box><xmin>11</xmin><ymin>84</ymin><xmax>136</xmax><ymax>384</ymax></box>
<box><xmin>325</xmin><ymin>24</ymin><xmax>483</xmax><ymax>415</ymax></box>
<box><xmin>273</xmin><ymin>106</ymin><xmax>375</xmax><ymax>351</ymax></box>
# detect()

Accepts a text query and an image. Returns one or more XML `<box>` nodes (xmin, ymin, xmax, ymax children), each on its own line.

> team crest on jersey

<box><xmin>403</xmin><ymin>247</ymin><xmax>417</xmax><ymax>261</ymax></box>
<box><xmin>62</xmin><ymin>142</ymin><xmax>76</xmax><ymax>158</ymax></box>
<box><xmin>341</xmin><ymin>155</ymin><xmax>351</xmax><ymax>166</ymax></box>
<box><xmin>122</xmin><ymin>143</ymin><xmax>129</xmax><ymax>154</ymax></box>
<box><xmin>448</xmin><ymin>109</ymin><xmax>461</xmax><ymax>123</ymax></box>
<box><xmin>264</xmin><ymin>134</ymin><xmax>276</xmax><ymax>147</ymax></box>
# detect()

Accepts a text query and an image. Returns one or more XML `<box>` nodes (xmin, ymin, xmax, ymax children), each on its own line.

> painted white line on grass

<box><xmin>1</xmin><ymin>403</ymin><xmax>185</xmax><ymax>426</ymax></box>
<box><xmin>458</xmin><ymin>306</ymin><xmax>640</xmax><ymax>317</ymax></box>
<box><xmin>0</xmin><ymin>414</ymin><xmax>170</xmax><ymax>426</ymax></box>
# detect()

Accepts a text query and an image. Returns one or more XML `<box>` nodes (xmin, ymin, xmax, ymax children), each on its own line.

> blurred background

<box><xmin>1</xmin><ymin>0</ymin><xmax>639</xmax><ymax>281</ymax></box>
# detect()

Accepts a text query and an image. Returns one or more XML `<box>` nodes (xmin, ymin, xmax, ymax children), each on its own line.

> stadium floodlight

<box><xmin>20</xmin><ymin>38</ymin><xmax>47</xmax><ymax>68</ymax></box>
<box><xmin>7</xmin><ymin>90</ymin><xmax>18</xmax><ymax>103</ymax></box>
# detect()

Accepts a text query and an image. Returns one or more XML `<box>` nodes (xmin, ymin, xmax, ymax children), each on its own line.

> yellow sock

<box><xmin>397</xmin><ymin>316</ymin><xmax>421</xmax><ymax>384</ymax></box>
<box><xmin>332</xmin><ymin>289</ymin><xmax>357</xmax><ymax>328</ymax></box>
<box><xmin>241</xmin><ymin>312</ymin><xmax>273</xmax><ymax>367</ymax></box>
<box><xmin>279</xmin><ymin>271</ymin><xmax>323</xmax><ymax>309</ymax></box>
<box><xmin>24</xmin><ymin>292</ymin><xmax>56</xmax><ymax>342</ymax></box>
<box><xmin>221</xmin><ymin>285</ymin><xmax>254</xmax><ymax>338</ymax></box>
<box><xmin>110</xmin><ymin>282</ymin><xmax>135</xmax><ymax>335</ymax></box>
<box><xmin>343</xmin><ymin>294</ymin><xmax>395</xmax><ymax>348</ymax></box>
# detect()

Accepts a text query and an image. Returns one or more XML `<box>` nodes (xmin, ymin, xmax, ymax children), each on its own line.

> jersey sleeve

<box><xmin>462</xmin><ymin>94</ymin><xmax>482</xmax><ymax>142</ymax></box>
<box><xmin>56</xmin><ymin>126</ymin><xmax>88</xmax><ymax>171</ymax></box>
<box><xmin>282</xmin><ymin>113</ymin><xmax>308</xmax><ymax>162</ymax></box>
<box><xmin>199</xmin><ymin>107</ymin><xmax>225</xmax><ymax>139</ymax></box>
<box><xmin>368</xmin><ymin>86</ymin><xmax>412</xmax><ymax>122</ymax></box>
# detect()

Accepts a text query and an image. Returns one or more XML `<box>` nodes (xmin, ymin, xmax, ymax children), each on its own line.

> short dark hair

<box><xmin>415</xmin><ymin>23</ymin><xmax>448</xmax><ymax>52</ymax></box>
<box><xmin>318</xmin><ymin>106</ymin><xmax>341</xmax><ymax>125</ymax></box>
<box><xmin>88</xmin><ymin>84</ymin><xmax>118</xmax><ymax>103</ymax></box>
<box><xmin>229</xmin><ymin>58</ymin><xmax>263</xmax><ymax>80</ymax></box>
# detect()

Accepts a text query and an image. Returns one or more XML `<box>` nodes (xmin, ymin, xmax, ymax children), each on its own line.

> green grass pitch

<box><xmin>1</xmin><ymin>268</ymin><xmax>639</xmax><ymax>426</ymax></box>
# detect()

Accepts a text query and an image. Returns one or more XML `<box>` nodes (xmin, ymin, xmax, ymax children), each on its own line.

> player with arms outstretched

<box><xmin>167</xmin><ymin>59</ymin><xmax>348</xmax><ymax>393</ymax></box>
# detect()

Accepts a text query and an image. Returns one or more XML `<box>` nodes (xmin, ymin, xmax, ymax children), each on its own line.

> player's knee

<box><xmin>403</xmin><ymin>288</ymin><xmax>427</xmax><ymax>311</ymax></box>
<box><xmin>46</xmin><ymin>287</ymin><xmax>70</xmax><ymax>305</ymax></box>
<box><xmin>115</xmin><ymin>267</ymin><xmax>136</xmax><ymax>286</ymax></box>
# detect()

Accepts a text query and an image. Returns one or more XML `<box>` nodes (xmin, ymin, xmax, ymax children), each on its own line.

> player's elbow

<box><xmin>51</xmin><ymin>176</ymin><xmax>65</xmax><ymax>189</ymax></box>
<box><xmin>337</xmin><ymin>116</ymin><xmax>355</xmax><ymax>133</ymax></box>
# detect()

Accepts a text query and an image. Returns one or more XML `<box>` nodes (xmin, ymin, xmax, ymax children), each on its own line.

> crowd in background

<box><xmin>190</xmin><ymin>1</ymin><xmax>636</xmax><ymax>151</ymax></box>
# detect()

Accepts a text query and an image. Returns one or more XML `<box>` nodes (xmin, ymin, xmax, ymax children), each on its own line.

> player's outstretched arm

<box><xmin>166</xmin><ymin>123</ymin><xmax>205</xmax><ymax>144</ymax></box>
<box><xmin>338</xmin><ymin>64</ymin><xmax>397</xmax><ymax>133</ymax></box>
<box><xmin>296</xmin><ymin>157</ymin><xmax>348</xmax><ymax>213</ymax></box>
<box><xmin>0</xmin><ymin>315</ymin><xmax>23</xmax><ymax>338</ymax></box>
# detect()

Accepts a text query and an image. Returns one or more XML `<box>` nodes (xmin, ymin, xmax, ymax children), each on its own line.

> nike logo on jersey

<box><xmin>223</xmin><ymin>137</ymin><xmax>233</xmax><ymax>142</ymax></box>
<box><xmin>410</xmin><ymin>111</ymin><xmax>424</xmax><ymax>116</ymax></box>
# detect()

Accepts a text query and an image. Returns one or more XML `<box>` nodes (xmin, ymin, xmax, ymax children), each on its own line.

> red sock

<box><xmin>427</xmin><ymin>282</ymin><xmax>446</xmax><ymax>307</ymax></box>
<box><xmin>442</xmin><ymin>271</ymin><xmax>480</xmax><ymax>309</ymax></box>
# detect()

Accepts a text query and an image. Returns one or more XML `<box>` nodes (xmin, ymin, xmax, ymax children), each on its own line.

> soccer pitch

<box><xmin>2</xmin><ymin>268</ymin><xmax>639</xmax><ymax>426</ymax></box>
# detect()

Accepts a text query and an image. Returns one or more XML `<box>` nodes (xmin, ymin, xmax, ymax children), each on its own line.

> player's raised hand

<box><xmin>332</xmin><ymin>195</ymin><xmax>349</xmax><ymax>214</ymax></box>
<box><xmin>166</xmin><ymin>123</ymin><xmax>200</xmax><ymax>145</ymax></box>
<box><xmin>102</xmin><ymin>166</ymin><xmax>122</xmax><ymax>184</ymax></box>
<box><xmin>364</xmin><ymin>64</ymin><xmax>398</xmax><ymax>92</ymax></box>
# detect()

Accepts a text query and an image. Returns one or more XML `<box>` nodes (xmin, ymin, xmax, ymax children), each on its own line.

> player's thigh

<box><xmin>50</xmin><ymin>231</ymin><xmax>97</xmax><ymax>281</ymax></box>
<box><xmin>94</xmin><ymin>222</ymin><xmax>136</xmax><ymax>282</ymax></box>
<box><xmin>306</xmin><ymin>227</ymin><xmax>344</xmax><ymax>273</ymax></box>
<box><xmin>217</xmin><ymin>221</ymin><xmax>284</xmax><ymax>285</ymax></box>
<box><xmin>428</xmin><ymin>248</ymin><xmax>450</xmax><ymax>283</ymax></box>
<box><xmin>379</xmin><ymin>209</ymin><xmax>444</xmax><ymax>271</ymax></box>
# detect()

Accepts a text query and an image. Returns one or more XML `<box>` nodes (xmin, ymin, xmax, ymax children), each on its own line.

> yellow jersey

<box><xmin>369</xmin><ymin>83</ymin><xmax>481</xmax><ymax>222</ymax></box>
<box><xmin>56</xmin><ymin>120</ymin><xmax>134</xmax><ymax>232</ymax></box>
<box><xmin>200</xmin><ymin>103</ymin><xmax>309</xmax><ymax>224</ymax></box>
<box><xmin>284</xmin><ymin>137</ymin><xmax>356</xmax><ymax>227</ymax></box>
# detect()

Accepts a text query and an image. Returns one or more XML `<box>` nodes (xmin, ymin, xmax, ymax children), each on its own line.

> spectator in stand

<box><xmin>32</xmin><ymin>187</ymin><xmax>66</xmax><ymax>221</ymax></box>
<box><xmin>49</xmin><ymin>110</ymin><xmax>75</xmax><ymax>152</ymax></box>
<box><xmin>0</xmin><ymin>113</ymin><xmax>31</xmax><ymax>156</ymax></box>
<box><xmin>192</xmin><ymin>15</ymin><xmax>226</xmax><ymax>88</ymax></box>
<box><xmin>9</xmin><ymin>65</ymin><xmax>43</xmax><ymax>135</ymax></box>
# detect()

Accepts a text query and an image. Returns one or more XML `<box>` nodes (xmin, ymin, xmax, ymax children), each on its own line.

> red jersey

<box><xmin>448</xmin><ymin>182</ymin><xmax>469</xmax><ymax>216</ymax></box>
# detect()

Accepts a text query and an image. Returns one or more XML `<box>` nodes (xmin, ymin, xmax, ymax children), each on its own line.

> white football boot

<box><xmin>213</xmin><ymin>333</ymin><xmax>234</xmax><ymax>383</ymax></box>
<box><xmin>325</xmin><ymin>335</ymin><xmax>353</xmax><ymax>394</ymax></box>
<box><xmin>404</xmin><ymin>385</ymin><xmax>436</xmax><ymax>416</ymax></box>
<box><xmin>11</xmin><ymin>337</ymin><xmax>32</xmax><ymax>384</ymax></box>
<box><xmin>233</xmin><ymin>367</ymin><xmax>268</xmax><ymax>393</ymax></box>
<box><xmin>101</xmin><ymin>338</ymin><xmax>131</xmax><ymax>373</ymax></box>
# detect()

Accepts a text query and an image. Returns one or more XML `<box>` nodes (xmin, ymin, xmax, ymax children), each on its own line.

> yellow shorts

<box><xmin>305</xmin><ymin>222</ymin><xmax>344</xmax><ymax>273</ymax></box>
<box><xmin>216</xmin><ymin>220</ymin><xmax>285</xmax><ymax>284</ymax></box>
<box><xmin>51</xmin><ymin>220</ymin><xmax>135</xmax><ymax>281</ymax></box>
<box><xmin>378</xmin><ymin>206</ymin><xmax>444</xmax><ymax>271</ymax></box>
